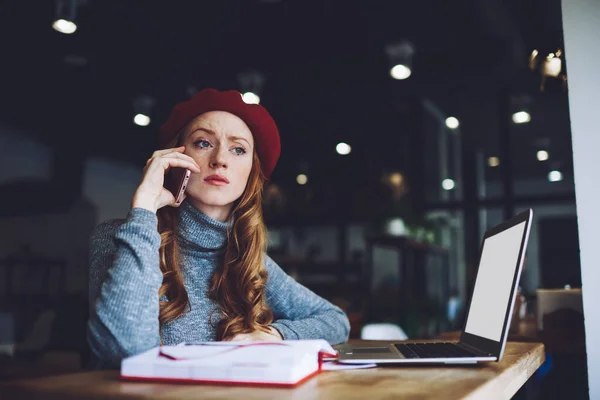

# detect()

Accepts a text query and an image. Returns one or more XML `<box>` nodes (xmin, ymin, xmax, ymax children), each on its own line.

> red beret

<box><xmin>159</xmin><ymin>88</ymin><xmax>281</xmax><ymax>179</ymax></box>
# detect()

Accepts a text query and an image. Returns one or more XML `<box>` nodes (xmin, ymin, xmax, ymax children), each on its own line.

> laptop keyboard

<box><xmin>394</xmin><ymin>343</ymin><xmax>482</xmax><ymax>359</ymax></box>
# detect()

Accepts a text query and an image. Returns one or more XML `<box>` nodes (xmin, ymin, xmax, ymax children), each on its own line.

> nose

<box><xmin>209</xmin><ymin>146</ymin><xmax>228</xmax><ymax>170</ymax></box>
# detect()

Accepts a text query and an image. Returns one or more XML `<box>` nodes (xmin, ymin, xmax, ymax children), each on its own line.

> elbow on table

<box><xmin>332</xmin><ymin>309</ymin><xmax>351</xmax><ymax>345</ymax></box>
<box><xmin>86</xmin><ymin>323</ymin><xmax>157</xmax><ymax>367</ymax></box>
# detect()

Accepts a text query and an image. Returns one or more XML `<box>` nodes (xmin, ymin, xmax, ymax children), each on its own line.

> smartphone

<box><xmin>165</xmin><ymin>167</ymin><xmax>192</xmax><ymax>204</ymax></box>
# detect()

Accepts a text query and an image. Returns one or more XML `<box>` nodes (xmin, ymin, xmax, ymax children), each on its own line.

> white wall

<box><xmin>561</xmin><ymin>0</ymin><xmax>600</xmax><ymax>398</ymax></box>
<box><xmin>0</xmin><ymin>128</ymin><xmax>53</xmax><ymax>183</ymax></box>
<box><xmin>0</xmin><ymin>130</ymin><xmax>143</xmax><ymax>293</ymax></box>
<box><xmin>0</xmin><ymin>130</ymin><xmax>96</xmax><ymax>293</ymax></box>
<box><xmin>82</xmin><ymin>157</ymin><xmax>142</xmax><ymax>223</ymax></box>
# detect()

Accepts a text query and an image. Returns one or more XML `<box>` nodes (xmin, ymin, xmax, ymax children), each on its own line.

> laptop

<box><xmin>336</xmin><ymin>208</ymin><xmax>533</xmax><ymax>365</ymax></box>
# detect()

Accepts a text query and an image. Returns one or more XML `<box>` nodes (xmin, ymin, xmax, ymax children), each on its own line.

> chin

<box><xmin>187</xmin><ymin>187</ymin><xmax>240</xmax><ymax>208</ymax></box>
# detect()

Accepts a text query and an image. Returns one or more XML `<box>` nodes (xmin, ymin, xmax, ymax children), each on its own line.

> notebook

<box><xmin>120</xmin><ymin>340</ymin><xmax>338</xmax><ymax>387</ymax></box>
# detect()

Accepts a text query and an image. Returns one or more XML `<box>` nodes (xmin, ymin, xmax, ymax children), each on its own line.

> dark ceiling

<box><xmin>1</xmin><ymin>0</ymin><xmax>571</xmax><ymax>188</ymax></box>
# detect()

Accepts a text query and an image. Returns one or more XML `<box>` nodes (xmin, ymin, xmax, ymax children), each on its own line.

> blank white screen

<box><xmin>464</xmin><ymin>222</ymin><xmax>526</xmax><ymax>342</ymax></box>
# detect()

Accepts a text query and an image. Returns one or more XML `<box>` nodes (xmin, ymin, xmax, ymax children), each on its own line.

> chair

<box><xmin>361</xmin><ymin>323</ymin><xmax>408</xmax><ymax>340</ymax></box>
<box><xmin>0</xmin><ymin>312</ymin><xmax>15</xmax><ymax>357</ymax></box>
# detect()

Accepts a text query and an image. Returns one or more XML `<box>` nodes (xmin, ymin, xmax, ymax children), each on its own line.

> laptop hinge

<box><xmin>457</xmin><ymin>342</ymin><xmax>494</xmax><ymax>357</ymax></box>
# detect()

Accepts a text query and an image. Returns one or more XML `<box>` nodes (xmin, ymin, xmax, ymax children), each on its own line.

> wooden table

<box><xmin>0</xmin><ymin>342</ymin><xmax>545</xmax><ymax>400</ymax></box>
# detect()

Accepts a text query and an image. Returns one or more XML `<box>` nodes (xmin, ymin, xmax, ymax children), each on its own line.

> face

<box><xmin>180</xmin><ymin>111</ymin><xmax>254</xmax><ymax>220</ymax></box>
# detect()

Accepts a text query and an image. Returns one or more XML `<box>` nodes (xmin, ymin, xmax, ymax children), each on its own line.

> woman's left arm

<box><xmin>265</xmin><ymin>255</ymin><xmax>350</xmax><ymax>345</ymax></box>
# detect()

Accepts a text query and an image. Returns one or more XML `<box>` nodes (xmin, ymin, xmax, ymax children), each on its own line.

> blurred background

<box><xmin>0</xmin><ymin>0</ymin><xmax>586</xmax><ymax>398</ymax></box>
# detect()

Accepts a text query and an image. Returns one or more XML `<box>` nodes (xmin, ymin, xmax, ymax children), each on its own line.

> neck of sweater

<box><xmin>176</xmin><ymin>200</ymin><xmax>231</xmax><ymax>253</ymax></box>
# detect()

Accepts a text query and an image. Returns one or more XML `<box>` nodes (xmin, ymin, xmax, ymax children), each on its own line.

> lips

<box><xmin>204</xmin><ymin>175</ymin><xmax>230</xmax><ymax>185</ymax></box>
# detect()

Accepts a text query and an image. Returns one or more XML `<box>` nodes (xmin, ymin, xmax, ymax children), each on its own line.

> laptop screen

<box><xmin>464</xmin><ymin>221</ymin><xmax>527</xmax><ymax>342</ymax></box>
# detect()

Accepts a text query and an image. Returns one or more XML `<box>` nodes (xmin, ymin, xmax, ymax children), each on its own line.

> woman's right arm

<box><xmin>86</xmin><ymin>209</ymin><xmax>163</xmax><ymax>367</ymax></box>
<box><xmin>87</xmin><ymin>146</ymin><xmax>201</xmax><ymax>368</ymax></box>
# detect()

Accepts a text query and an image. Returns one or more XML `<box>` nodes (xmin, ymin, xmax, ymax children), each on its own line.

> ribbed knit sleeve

<box><xmin>86</xmin><ymin>208</ymin><xmax>163</xmax><ymax>368</ymax></box>
<box><xmin>265</xmin><ymin>256</ymin><xmax>350</xmax><ymax>345</ymax></box>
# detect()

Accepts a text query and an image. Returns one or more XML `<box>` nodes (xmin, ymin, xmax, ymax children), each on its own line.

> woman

<box><xmin>87</xmin><ymin>89</ymin><xmax>350</xmax><ymax>368</ymax></box>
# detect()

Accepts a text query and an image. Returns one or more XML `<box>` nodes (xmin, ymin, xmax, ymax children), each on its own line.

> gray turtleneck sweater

<box><xmin>87</xmin><ymin>200</ymin><xmax>350</xmax><ymax>368</ymax></box>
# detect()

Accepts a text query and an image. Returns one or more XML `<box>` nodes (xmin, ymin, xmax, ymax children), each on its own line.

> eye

<box><xmin>232</xmin><ymin>147</ymin><xmax>246</xmax><ymax>155</ymax></box>
<box><xmin>194</xmin><ymin>139</ymin><xmax>211</xmax><ymax>149</ymax></box>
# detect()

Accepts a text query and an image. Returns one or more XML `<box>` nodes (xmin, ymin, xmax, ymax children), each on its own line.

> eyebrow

<box><xmin>190</xmin><ymin>127</ymin><xmax>252</xmax><ymax>147</ymax></box>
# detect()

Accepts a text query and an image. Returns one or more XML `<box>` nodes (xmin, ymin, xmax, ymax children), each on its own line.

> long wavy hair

<box><xmin>156</xmin><ymin>134</ymin><xmax>273</xmax><ymax>341</ymax></box>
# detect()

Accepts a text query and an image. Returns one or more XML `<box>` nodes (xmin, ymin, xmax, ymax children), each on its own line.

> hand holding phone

<box><xmin>131</xmin><ymin>146</ymin><xmax>200</xmax><ymax>213</ymax></box>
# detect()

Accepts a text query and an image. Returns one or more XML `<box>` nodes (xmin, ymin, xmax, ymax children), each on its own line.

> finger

<box><xmin>157</xmin><ymin>189</ymin><xmax>176</xmax><ymax>210</ymax></box>
<box><xmin>154</xmin><ymin>146</ymin><xmax>186</xmax><ymax>157</ymax></box>
<box><xmin>148</xmin><ymin>146</ymin><xmax>186</xmax><ymax>162</ymax></box>
<box><xmin>149</xmin><ymin>157</ymin><xmax>201</xmax><ymax>173</ymax></box>
<box><xmin>160</xmin><ymin>152</ymin><xmax>201</xmax><ymax>170</ymax></box>
<box><xmin>147</xmin><ymin>147</ymin><xmax>186</xmax><ymax>165</ymax></box>
<box><xmin>170</xmin><ymin>192</ymin><xmax>187</xmax><ymax>207</ymax></box>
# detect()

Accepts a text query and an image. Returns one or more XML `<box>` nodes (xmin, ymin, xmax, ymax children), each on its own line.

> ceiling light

<box><xmin>389</xmin><ymin>172</ymin><xmax>404</xmax><ymax>187</ymax></box>
<box><xmin>134</xmin><ymin>114</ymin><xmax>150</xmax><ymax>126</ymax></box>
<box><xmin>529</xmin><ymin>48</ymin><xmax>566</xmax><ymax>92</ymax></box>
<box><xmin>548</xmin><ymin>170</ymin><xmax>563</xmax><ymax>182</ymax></box>
<box><xmin>132</xmin><ymin>95</ymin><xmax>155</xmax><ymax>127</ymax></box>
<box><xmin>52</xmin><ymin>0</ymin><xmax>80</xmax><ymax>35</ymax></box>
<box><xmin>386</xmin><ymin>218</ymin><xmax>407</xmax><ymax>236</ymax></box>
<box><xmin>512</xmin><ymin>111</ymin><xmax>531</xmax><ymax>124</ymax></box>
<box><xmin>544</xmin><ymin>55</ymin><xmax>562</xmax><ymax>77</ymax></box>
<box><xmin>52</xmin><ymin>19</ymin><xmax>77</xmax><ymax>34</ymax></box>
<box><xmin>386</xmin><ymin>41</ymin><xmax>414</xmax><ymax>80</ymax></box>
<box><xmin>242</xmin><ymin>92</ymin><xmax>260</xmax><ymax>104</ymax></box>
<box><xmin>529</xmin><ymin>49</ymin><xmax>539</xmax><ymax>70</ymax></box>
<box><xmin>445</xmin><ymin>117</ymin><xmax>459</xmax><ymax>129</ymax></box>
<box><xmin>537</xmin><ymin>150</ymin><xmax>549</xmax><ymax>161</ymax></box>
<box><xmin>296</xmin><ymin>174</ymin><xmax>308</xmax><ymax>185</ymax></box>
<box><xmin>488</xmin><ymin>157</ymin><xmax>500</xmax><ymax>167</ymax></box>
<box><xmin>237</xmin><ymin>70</ymin><xmax>265</xmax><ymax>105</ymax></box>
<box><xmin>442</xmin><ymin>179</ymin><xmax>455</xmax><ymax>191</ymax></box>
<box><xmin>336</xmin><ymin>142</ymin><xmax>351</xmax><ymax>155</ymax></box>
<box><xmin>390</xmin><ymin>64</ymin><xmax>411</xmax><ymax>80</ymax></box>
